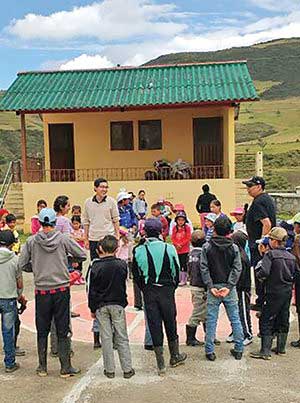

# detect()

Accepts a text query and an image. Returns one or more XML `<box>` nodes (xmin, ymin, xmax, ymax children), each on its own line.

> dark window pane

<box><xmin>139</xmin><ymin>120</ymin><xmax>162</xmax><ymax>150</ymax></box>
<box><xmin>110</xmin><ymin>121</ymin><xmax>133</xmax><ymax>150</ymax></box>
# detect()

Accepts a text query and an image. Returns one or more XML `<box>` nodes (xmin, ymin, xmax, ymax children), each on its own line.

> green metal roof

<box><xmin>0</xmin><ymin>61</ymin><xmax>258</xmax><ymax>113</ymax></box>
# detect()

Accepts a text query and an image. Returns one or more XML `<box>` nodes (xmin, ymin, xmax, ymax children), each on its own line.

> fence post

<box><xmin>256</xmin><ymin>151</ymin><xmax>263</xmax><ymax>177</ymax></box>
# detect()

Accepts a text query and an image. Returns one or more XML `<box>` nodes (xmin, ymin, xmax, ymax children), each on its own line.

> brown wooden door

<box><xmin>49</xmin><ymin>123</ymin><xmax>75</xmax><ymax>181</ymax></box>
<box><xmin>193</xmin><ymin>117</ymin><xmax>223</xmax><ymax>178</ymax></box>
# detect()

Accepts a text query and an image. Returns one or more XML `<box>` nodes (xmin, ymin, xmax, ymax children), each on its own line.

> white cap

<box><xmin>117</xmin><ymin>192</ymin><xmax>131</xmax><ymax>203</ymax></box>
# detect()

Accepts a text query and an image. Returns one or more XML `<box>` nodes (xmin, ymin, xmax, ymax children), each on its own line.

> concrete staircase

<box><xmin>4</xmin><ymin>183</ymin><xmax>25</xmax><ymax>230</ymax></box>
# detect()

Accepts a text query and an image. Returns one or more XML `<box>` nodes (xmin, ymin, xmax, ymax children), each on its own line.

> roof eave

<box><xmin>7</xmin><ymin>98</ymin><xmax>259</xmax><ymax>115</ymax></box>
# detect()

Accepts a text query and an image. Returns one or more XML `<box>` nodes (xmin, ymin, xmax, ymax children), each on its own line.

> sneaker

<box><xmin>60</xmin><ymin>366</ymin><xmax>81</xmax><ymax>378</ymax></box>
<box><xmin>15</xmin><ymin>346</ymin><xmax>26</xmax><ymax>356</ymax></box>
<box><xmin>230</xmin><ymin>349</ymin><xmax>243</xmax><ymax>360</ymax></box>
<box><xmin>243</xmin><ymin>337</ymin><xmax>253</xmax><ymax>346</ymax></box>
<box><xmin>36</xmin><ymin>366</ymin><xmax>48</xmax><ymax>377</ymax></box>
<box><xmin>226</xmin><ymin>334</ymin><xmax>234</xmax><ymax>343</ymax></box>
<box><xmin>291</xmin><ymin>339</ymin><xmax>300</xmax><ymax>348</ymax></box>
<box><xmin>104</xmin><ymin>370</ymin><xmax>115</xmax><ymax>379</ymax></box>
<box><xmin>205</xmin><ymin>353</ymin><xmax>216</xmax><ymax>361</ymax></box>
<box><xmin>123</xmin><ymin>369</ymin><xmax>135</xmax><ymax>379</ymax></box>
<box><xmin>5</xmin><ymin>363</ymin><xmax>20</xmax><ymax>373</ymax></box>
<box><xmin>250</xmin><ymin>351</ymin><xmax>271</xmax><ymax>360</ymax></box>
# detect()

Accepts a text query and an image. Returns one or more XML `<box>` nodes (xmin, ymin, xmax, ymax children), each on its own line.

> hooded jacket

<box><xmin>0</xmin><ymin>247</ymin><xmax>21</xmax><ymax>298</ymax></box>
<box><xmin>200</xmin><ymin>236</ymin><xmax>242</xmax><ymax>289</ymax></box>
<box><xmin>18</xmin><ymin>230</ymin><xmax>86</xmax><ymax>290</ymax></box>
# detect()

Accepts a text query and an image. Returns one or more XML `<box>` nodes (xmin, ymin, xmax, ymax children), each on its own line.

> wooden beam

<box><xmin>20</xmin><ymin>113</ymin><xmax>28</xmax><ymax>182</ymax></box>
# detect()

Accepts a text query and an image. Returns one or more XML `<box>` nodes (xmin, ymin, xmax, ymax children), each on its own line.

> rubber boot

<box><xmin>36</xmin><ymin>337</ymin><xmax>48</xmax><ymax>377</ymax></box>
<box><xmin>168</xmin><ymin>338</ymin><xmax>187</xmax><ymax>367</ymax></box>
<box><xmin>93</xmin><ymin>332</ymin><xmax>101</xmax><ymax>349</ymax></box>
<box><xmin>58</xmin><ymin>337</ymin><xmax>81</xmax><ymax>378</ymax></box>
<box><xmin>153</xmin><ymin>346</ymin><xmax>166</xmax><ymax>376</ymax></box>
<box><xmin>186</xmin><ymin>325</ymin><xmax>203</xmax><ymax>346</ymax></box>
<box><xmin>291</xmin><ymin>313</ymin><xmax>300</xmax><ymax>348</ymax></box>
<box><xmin>250</xmin><ymin>335</ymin><xmax>273</xmax><ymax>360</ymax></box>
<box><xmin>179</xmin><ymin>272</ymin><xmax>187</xmax><ymax>287</ymax></box>
<box><xmin>275</xmin><ymin>333</ymin><xmax>288</xmax><ymax>355</ymax></box>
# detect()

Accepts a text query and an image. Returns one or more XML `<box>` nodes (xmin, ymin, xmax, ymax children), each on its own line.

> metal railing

<box><xmin>0</xmin><ymin>162</ymin><xmax>13</xmax><ymax>208</ymax></box>
<box><xmin>25</xmin><ymin>165</ymin><xmax>225</xmax><ymax>183</ymax></box>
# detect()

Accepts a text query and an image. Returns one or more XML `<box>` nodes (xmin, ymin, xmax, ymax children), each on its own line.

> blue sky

<box><xmin>1</xmin><ymin>0</ymin><xmax>300</xmax><ymax>89</ymax></box>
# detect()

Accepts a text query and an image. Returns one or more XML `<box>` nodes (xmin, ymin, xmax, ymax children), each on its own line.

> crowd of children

<box><xmin>0</xmin><ymin>180</ymin><xmax>300</xmax><ymax>379</ymax></box>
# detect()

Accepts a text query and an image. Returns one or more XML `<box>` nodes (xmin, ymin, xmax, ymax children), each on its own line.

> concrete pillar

<box><xmin>256</xmin><ymin>151</ymin><xmax>263</xmax><ymax>177</ymax></box>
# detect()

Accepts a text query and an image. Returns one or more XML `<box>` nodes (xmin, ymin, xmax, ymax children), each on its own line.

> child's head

<box><xmin>213</xmin><ymin>216</ymin><xmax>232</xmax><ymax>237</ymax></box>
<box><xmin>191</xmin><ymin>230</ymin><xmax>206</xmax><ymax>247</ymax></box>
<box><xmin>268</xmin><ymin>227</ymin><xmax>288</xmax><ymax>249</ymax></box>
<box><xmin>256</xmin><ymin>237</ymin><xmax>270</xmax><ymax>256</ymax></box>
<box><xmin>37</xmin><ymin>199</ymin><xmax>47</xmax><ymax>213</ymax></box>
<box><xmin>231</xmin><ymin>230</ymin><xmax>248</xmax><ymax>250</ymax></box>
<box><xmin>175</xmin><ymin>211</ymin><xmax>187</xmax><ymax>227</ymax></box>
<box><xmin>289</xmin><ymin>213</ymin><xmax>300</xmax><ymax>235</ymax></box>
<box><xmin>0</xmin><ymin>230</ymin><xmax>16</xmax><ymax>249</ymax></box>
<box><xmin>71</xmin><ymin>215</ymin><xmax>81</xmax><ymax>230</ymax></box>
<box><xmin>0</xmin><ymin>208</ymin><xmax>9</xmax><ymax>223</ymax></box>
<box><xmin>71</xmin><ymin>205</ymin><xmax>81</xmax><ymax>216</ymax></box>
<box><xmin>204</xmin><ymin>213</ymin><xmax>217</xmax><ymax>229</ymax></box>
<box><xmin>117</xmin><ymin>192</ymin><xmax>131</xmax><ymax>206</ymax></box>
<box><xmin>144</xmin><ymin>218</ymin><xmax>162</xmax><ymax>238</ymax></box>
<box><xmin>5</xmin><ymin>214</ymin><xmax>17</xmax><ymax>230</ymax></box>
<box><xmin>99</xmin><ymin>235</ymin><xmax>118</xmax><ymax>256</ymax></box>
<box><xmin>210</xmin><ymin>199</ymin><xmax>222</xmax><ymax>215</ymax></box>
<box><xmin>138</xmin><ymin>190</ymin><xmax>145</xmax><ymax>200</ymax></box>
<box><xmin>230</xmin><ymin>207</ymin><xmax>245</xmax><ymax>223</ymax></box>
<box><xmin>151</xmin><ymin>203</ymin><xmax>161</xmax><ymax>218</ymax></box>
<box><xmin>53</xmin><ymin>195</ymin><xmax>70</xmax><ymax>215</ymax></box>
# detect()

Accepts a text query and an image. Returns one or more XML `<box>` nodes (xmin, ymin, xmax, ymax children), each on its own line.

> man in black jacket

<box><xmin>250</xmin><ymin>227</ymin><xmax>298</xmax><ymax>360</ymax></box>
<box><xmin>195</xmin><ymin>184</ymin><xmax>216</xmax><ymax>229</ymax></box>
<box><xmin>201</xmin><ymin>216</ymin><xmax>244</xmax><ymax>361</ymax></box>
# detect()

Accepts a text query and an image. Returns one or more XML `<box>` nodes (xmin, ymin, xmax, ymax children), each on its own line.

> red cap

<box><xmin>230</xmin><ymin>207</ymin><xmax>244</xmax><ymax>216</ymax></box>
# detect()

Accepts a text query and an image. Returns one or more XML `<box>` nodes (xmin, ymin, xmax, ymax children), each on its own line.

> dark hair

<box><xmin>71</xmin><ymin>215</ymin><xmax>81</xmax><ymax>224</ymax></box>
<box><xmin>5</xmin><ymin>214</ymin><xmax>16</xmax><ymax>224</ymax></box>
<box><xmin>37</xmin><ymin>199</ymin><xmax>47</xmax><ymax>208</ymax></box>
<box><xmin>211</xmin><ymin>199</ymin><xmax>221</xmax><ymax>207</ymax></box>
<box><xmin>202</xmin><ymin>184</ymin><xmax>210</xmax><ymax>192</ymax></box>
<box><xmin>72</xmin><ymin>205</ymin><xmax>81</xmax><ymax>213</ymax></box>
<box><xmin>53</xmin><ymin>195</ymin><xmax>69</xmax><ymax>213</ymax></box>
<box><xmin>214</xmin><ymin>216</ymin><xmax>232</xmax><ymax>236</ymax></box>
<box><xmin>138</xmin><ymin>190</ymin><xmax>145</xmax><ymax>195</ymax></box>
<box><xmin>191</xmin><ymin>230</ymin><xmax>206</xmax><ymax>247</ymax></box>
<box><xmin>151</xmin><ymin>203</ymin><xmax>161</xmax><ymax>211</ymax></box>
<box><xmin>94</xmin><ymin>178</ymin><xmax>107</xmax><ymax>188</ymax></box>
<box><xmin>100</xmin><ymin>235</ymin><xmax>118</xmax><ymax>253</ymax></box>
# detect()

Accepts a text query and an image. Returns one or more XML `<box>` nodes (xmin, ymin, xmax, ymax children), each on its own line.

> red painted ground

<box><xmin>22</xmin><ymin>283</ymin><xmax>258</xmax><ymax>344</ymax></box>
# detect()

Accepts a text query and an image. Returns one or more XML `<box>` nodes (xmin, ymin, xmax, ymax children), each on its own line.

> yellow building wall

<box><xmin>22</xmin><ymin>179</ymin><xmax>237</xmax><ymax>233</ymax></box>
<box><xmin>42</xmin><ymin>105</ymin><xmax>235</xmax><ymax>176</ymax></box>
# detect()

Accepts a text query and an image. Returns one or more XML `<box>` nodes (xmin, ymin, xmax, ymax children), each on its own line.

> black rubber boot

<box><xmin>93</xmin><ymin>332</ymin><xmax>101</xmax><ymax>349</ymax></box>
<box><xmin>36</xmin><ymin>337</ymin><xmax>48</xmax><ymax>377</ymax></box>
<box><xmin>186</xmin><ymin>325</ymin><xmax>203</xmax><ymax>346</ymax></box>
<box><xmin>250</xmin><ymin>336</ymin><xmax>273</xmax><ymax>360</ymax></box>
<box><xmin>168</xmin><ymin>338</ymin><xmax>187</xmax><ymax>367</ymax></box>
<box><xmin>154</xmin><ymin>346</ymin><xmax>166</xmax><ymax>376</ymax></box>
<box><xmin>58</xmin><ymin>337</ymin><xmax>81</xmax><ymax>378</ymax></box>
<box><xmin>291</xmin><ymin>313</ymin><xmax>300</xmax><ymax>348</ymax></box>
<box><xmin>275</xmin><ymin>333</ymin><xmax>288</xmax><ymax>355</ymax></box>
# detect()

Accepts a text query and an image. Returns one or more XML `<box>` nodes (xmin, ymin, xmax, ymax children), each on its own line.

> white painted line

<box><xmin>62</xmin><ymin>356</ymin><xmax>103</xmax><ymax>403</ymax></box>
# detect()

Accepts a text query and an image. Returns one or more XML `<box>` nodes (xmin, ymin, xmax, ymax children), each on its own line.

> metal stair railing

<box><xmin>0</xmin><ymin>161</ymin><xmax>13</xmax><ymax>208</ymax></box>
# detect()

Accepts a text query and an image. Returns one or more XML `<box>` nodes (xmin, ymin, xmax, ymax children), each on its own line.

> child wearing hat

<box><xmin>250</xmin><ymin>227</ymin><xmax>298</xmax><ymax>360</ymax></box>
<box><xmin>230</xmin><ymin>206</ymin><xmax>247</xmax><ymax>232</ymax></box>
<box><xmin>204</xmin><ymin>213</ymin><xmax>217</xmax><ymax>242</ymax></box>
<box><xmin>0</xmin><ymin>230</ymin><xmax>24</xmax><ymax>373</ymax></box>
<box><xmin>171</xmin><ymin>211</ymin><xmax>192</xmax><ymax>286</ymax></box>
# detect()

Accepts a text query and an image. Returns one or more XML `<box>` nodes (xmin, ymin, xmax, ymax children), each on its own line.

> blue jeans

<box><xmin>0</xmin><ymin>298</ymin><xmax>17</xmax><ymax>368</ymax></box>
<box><xmin>205</xmin><ymin>286</ymin><xmax>244</xmax><ymax>354</ymax></box>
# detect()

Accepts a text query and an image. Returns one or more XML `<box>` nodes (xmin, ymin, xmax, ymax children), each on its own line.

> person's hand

<box><xmin>210</xmin><ymin>288</ymin><xmax>220</xmax><ymax>297</ymax></box>
<box><xmin>84</xmin><ymin>238</ymin><xmax>90</xmax><ymax>249</ymax></box>
<box><xmin>18</xmin><ymin>294</ymin><xmax>27</xmax><ymax>305</ymax></box>
<box><xmin>91</xmin><ymin>312</ymin><xmax>96</xmax><ymax>319</ymax></box>
<box><xmin>218</xmin><ymin>287</ymin><xmax>230</xmax><ymax>298</ymax></box>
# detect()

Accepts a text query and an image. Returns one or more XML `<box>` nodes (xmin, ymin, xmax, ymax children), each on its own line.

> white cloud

<box><xmin>6</xmin><ymin>0</ymin><xmax>186</xmax><ymax>41</ymax></box>
<box><xmin>59</xmin><ymin>54</ymin><xmax>114</xmax><ymax>70</ymax></box>
<box><xmin>248</xmin><ymin>0</ymin><xmax>300</xmax><ymax>12</ymax></box>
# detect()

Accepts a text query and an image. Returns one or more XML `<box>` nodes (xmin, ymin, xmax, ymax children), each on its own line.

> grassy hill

<box><xmin>1</xmin><ymin>38</ymin><xmax>300</xmax><ymax>189</ymax></box>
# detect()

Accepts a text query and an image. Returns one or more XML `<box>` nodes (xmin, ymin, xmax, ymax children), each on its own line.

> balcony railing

<box><xmin>24</xmin><ymin>165</ymin><xmax>225</xmax><ymax>183</ymax></box>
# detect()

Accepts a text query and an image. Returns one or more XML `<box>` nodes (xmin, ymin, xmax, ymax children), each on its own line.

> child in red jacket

<box><xmin>171</xmin><ymin>212</ymin><xmax>192</xmax><ymax>286</ymax></box>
